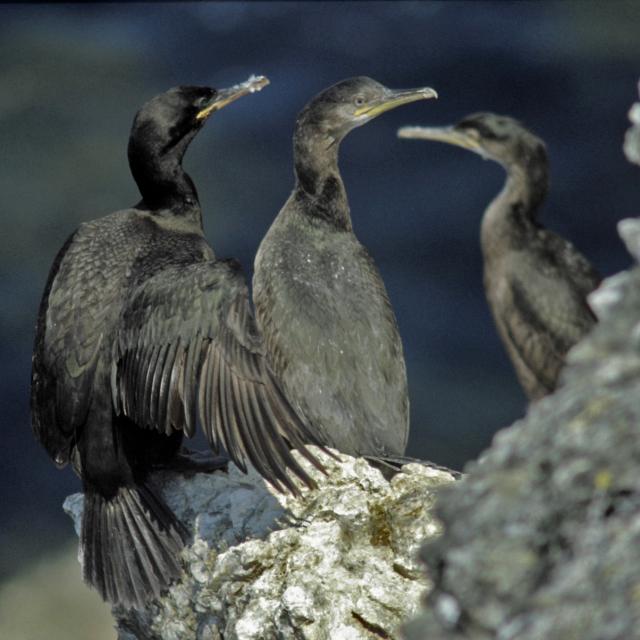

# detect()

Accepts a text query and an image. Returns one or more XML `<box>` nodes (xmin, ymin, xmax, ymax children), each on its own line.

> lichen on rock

<box><xmin>64</xmin><ymin>448</ymin><xmax>455</xmax><ymax>640</ymax></box>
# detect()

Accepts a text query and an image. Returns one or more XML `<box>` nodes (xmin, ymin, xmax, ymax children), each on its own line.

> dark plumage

<box><xmin>399</xmin><ymin>113</ymin><xmax>601</xmax><ymax>400</ymax></box>
<box><xmin>31</xmin><ymin>77</ymin><xmax>325</xmax><ymax>610</ymax></box>
<box><xmin>253</xmin><ymin>77</ymin><xmax>437</xmax><ymax>459</ymax></box>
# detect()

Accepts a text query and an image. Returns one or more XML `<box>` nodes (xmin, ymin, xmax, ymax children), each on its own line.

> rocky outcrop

<box><xmin>64</xmin><ymin>449</ymin><xmax>456</xmax><ymax>640</ymax></box>
<box><xmin>404</xmin><ymin>84</ymin><xmax>640</xmax><ymax>640</ymax></box>
<box><xmin>624</xmin><ymin>80</ymin><xmax>640</xmax><ymax>166</ymax></box>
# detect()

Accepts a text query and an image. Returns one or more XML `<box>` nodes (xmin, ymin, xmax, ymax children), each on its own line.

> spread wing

<box><xmin>31</xmin><ymin>229</ymin><xmax>109</xmax><ymax>467</ymax></box>
<box><xmin>112</xmin><ymin>259</ymin><xmax>325</xmax><ymax>493</ymax></box>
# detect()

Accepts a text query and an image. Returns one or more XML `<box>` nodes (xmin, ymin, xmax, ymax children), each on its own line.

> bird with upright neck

<box><xmin>253</xmin><ymin>77</ymin><xmax>437</xmax><ymax>463</ymax></box>
<box><xmin>399</xmin><ymin>113</ymin><xmax>601</xmax><ymax>400</ymax></box>
<box><xmin>31</xmin><ymin>76</ymin><xmax>327</xmax><ymax>610</ymax></box>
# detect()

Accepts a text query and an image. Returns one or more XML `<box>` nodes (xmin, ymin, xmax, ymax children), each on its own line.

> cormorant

<box><xmin>31</xmin><ymin>76</ymin><xmax>325</xmax><ymax>610</ymax></box>
<box><xmin>398</xmin><ymin>113</ymin><xmax>601</xmax><ymax>400</ymax></box>
<box><xmin>253</xmin><ymin>77</ymin><xmax>437</xmax><ymax>459</ymax></box>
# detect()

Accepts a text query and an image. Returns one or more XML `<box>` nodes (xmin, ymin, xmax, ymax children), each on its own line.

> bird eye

<box><xmin>354</xmin><ymin>96</ymin><xmax>365</xmax><ymax>107</ymax></box>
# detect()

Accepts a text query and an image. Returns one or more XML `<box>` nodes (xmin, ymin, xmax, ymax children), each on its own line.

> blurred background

<box><xmin>1</xmin><ymin>2</ymin><xmax>639</xmax><ymax>637</ymax></box>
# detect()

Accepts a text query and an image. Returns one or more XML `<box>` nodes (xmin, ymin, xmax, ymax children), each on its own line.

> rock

<box><xmin>404</xmin><ymin>87</ymin><xmax>640</xmax><ymax>640</ymax></box>
<box><xmin>63</xmin><ymin>448</ymin><xmax>456</xmax><ymax>640</ymax></box>
<box><xmin>624</xmin><ymin>80</ymin><xmax>640</xmax><ymax>166</ymax></box>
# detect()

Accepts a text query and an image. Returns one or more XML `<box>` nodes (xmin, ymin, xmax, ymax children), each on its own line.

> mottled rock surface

<box><xmin>64</xmin><ymin>449</ymin><xmax>455</xmax><ymax>640</ymax></box>
<box><xmin>404</xmin><ymin>91</ymin><xmax>640</xmax><ymax>640</ymax></box>
<box><xmin>624</xmin><ymin>81</ymin><xmax>640</xmax><ymax>166</ymax></box>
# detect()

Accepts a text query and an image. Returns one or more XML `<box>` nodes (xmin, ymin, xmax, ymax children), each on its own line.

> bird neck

<box><xmin>292</xmin><ymin>125</ymin><xmax>352</xmax><ymax>232</ymax></box>
<box><xmin>481</xmin><ymin>158</ymin><xmax>549</xmax><ymax>256</ymax></box>
<box><xmin>129</xmin><ymin>142</ymin><xmax>203</xmax><ymax>227</ymax></box>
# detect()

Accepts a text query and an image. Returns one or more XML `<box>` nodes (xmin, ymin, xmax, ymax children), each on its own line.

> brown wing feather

<box><xmin>500</xmin><ymin>271</ymin><xmax>597</xmax><ymax>398</ymax></box>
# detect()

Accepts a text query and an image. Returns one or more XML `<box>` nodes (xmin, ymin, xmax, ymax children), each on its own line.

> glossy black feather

<box><xmin>31</xmin><ymin>230</ymin><xmax>97</xmax><ymax>467</ymax></box>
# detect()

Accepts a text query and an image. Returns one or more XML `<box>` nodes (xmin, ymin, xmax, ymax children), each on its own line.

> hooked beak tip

<box><xmin>196</xmin><ymin>74</ymin><xmax>270</xmax><ymax>120</ymax></box>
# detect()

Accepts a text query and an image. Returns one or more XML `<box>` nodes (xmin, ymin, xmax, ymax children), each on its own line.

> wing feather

<box><xmin>242</xmin><ymin>380</ymin><xmax>287</xmax><ymax>491</ymax></box>
<box><xmin>499</xmin><ymin>269</ymin><xmax>597</xmax><ymax>398</ymax></box>
<box><xmin>157</xmin><ymin>341</ymin><xmax>178</xmax><ymax>435</ymax></box>
<box><xmin>149</xmin><ymin>344</ymin><xmax>169</xmax><ymax>427</ymax></box>
<box><xmin>216</xmin><ymin>341</ymin><xmax>236</xmax><ymax>460</ymax></box>
<box><xmin>198</xmin><ymin>342</ymin><xmax>215</xmax><ymax>450</ymax></box>
<box><xmin>166</xmin><ymin>348</ymin><xmax>185</xmax><ymax>435</ymax></box>
<box><xmin>113</xmin><ymin>260</ymin><xmax>328</xmax><ymax>492</ymax></box>
<box><xmin>31</xmin><ymin>229</ymin><xmax>110</xmax><ymax>467</ymax></box>
<box><xmin>135</xmin><ymin>347</ymin><xmax>151</xmax><ymax>422</ymax></box>
<box><xmin>181</xmin><ymin>340</ymin><xmax>199</xmax><ymax>437</ymax></box>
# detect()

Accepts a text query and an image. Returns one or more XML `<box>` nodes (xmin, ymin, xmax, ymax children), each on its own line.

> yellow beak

<box><xmin>397</xmin><ymin>125</ymin><xmax>483</xmax><ymax>153</ymax></box>
<box><xmin>196</xmin><ymin>75</ymin><xmax>270</xmax><ymax>120</ymax></box>
<box><xmin>354</xmin><ymin>86</ymin><xmax>438</xmax><ymax>119</ymax></box>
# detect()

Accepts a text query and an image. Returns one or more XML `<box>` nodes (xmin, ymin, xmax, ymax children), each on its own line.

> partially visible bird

<box><xmin>253</xmin><ymin>76</ymin><xmax>437</xmax><ymax>462</ymax></box>
<box><xmin>399</xmin><ymin>113</ymin><xmax>601</xmax><ymax>400</ymax></box>
<box><xmin>31</xmin><ymin>76</ymin><xmax>325</xmax><ymax>610</ymax></box>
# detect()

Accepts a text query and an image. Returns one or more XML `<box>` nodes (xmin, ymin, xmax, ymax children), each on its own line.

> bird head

<box><xmin>128</xmin><ymin>76</ymin><xmax>270</xmax><ymax>164</ymax></box>
<box><xmin>297</xmin><ymin>76</ymin><xmax>438</xmax><ymax>143</ymax></box>
<box><xmin>398</xmin><ymin>112</ymin><xmax>546</xmax><ymax>170</ymax></box>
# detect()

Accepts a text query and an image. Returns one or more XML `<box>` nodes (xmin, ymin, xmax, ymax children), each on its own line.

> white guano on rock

<box><xmin>63</xmin><ymin>448</ymin><xmax>456</xmax><ymax>640</ymax></box>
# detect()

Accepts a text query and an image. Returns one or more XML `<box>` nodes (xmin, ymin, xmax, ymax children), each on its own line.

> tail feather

<box><xmin>114</xmin><ymin>502</ymin><xmax>147</xmax><ymax>607</ymax></box>
<box><xmin>81</xmin><ymin>484</ymin><xmax>188</xmax><ymax>610</ymax></box>
<box><xmin>122</xmin><ymin>486</ymin><xmax>184</xmax><ymax>587</ymax></box>
<box><xmin>118</xmin><ymin>493</ymin><xmax>161</xmax><ymax>602</ymax></box>
<box><xmin>101</xmin><ymin>502</ymin><xmax>117</xmax><ymax>603</ymax></box>
<box><xmin>83</xmin><ymin>495</ymin><xmax>97</xmax><ymax>588</ymax></box>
